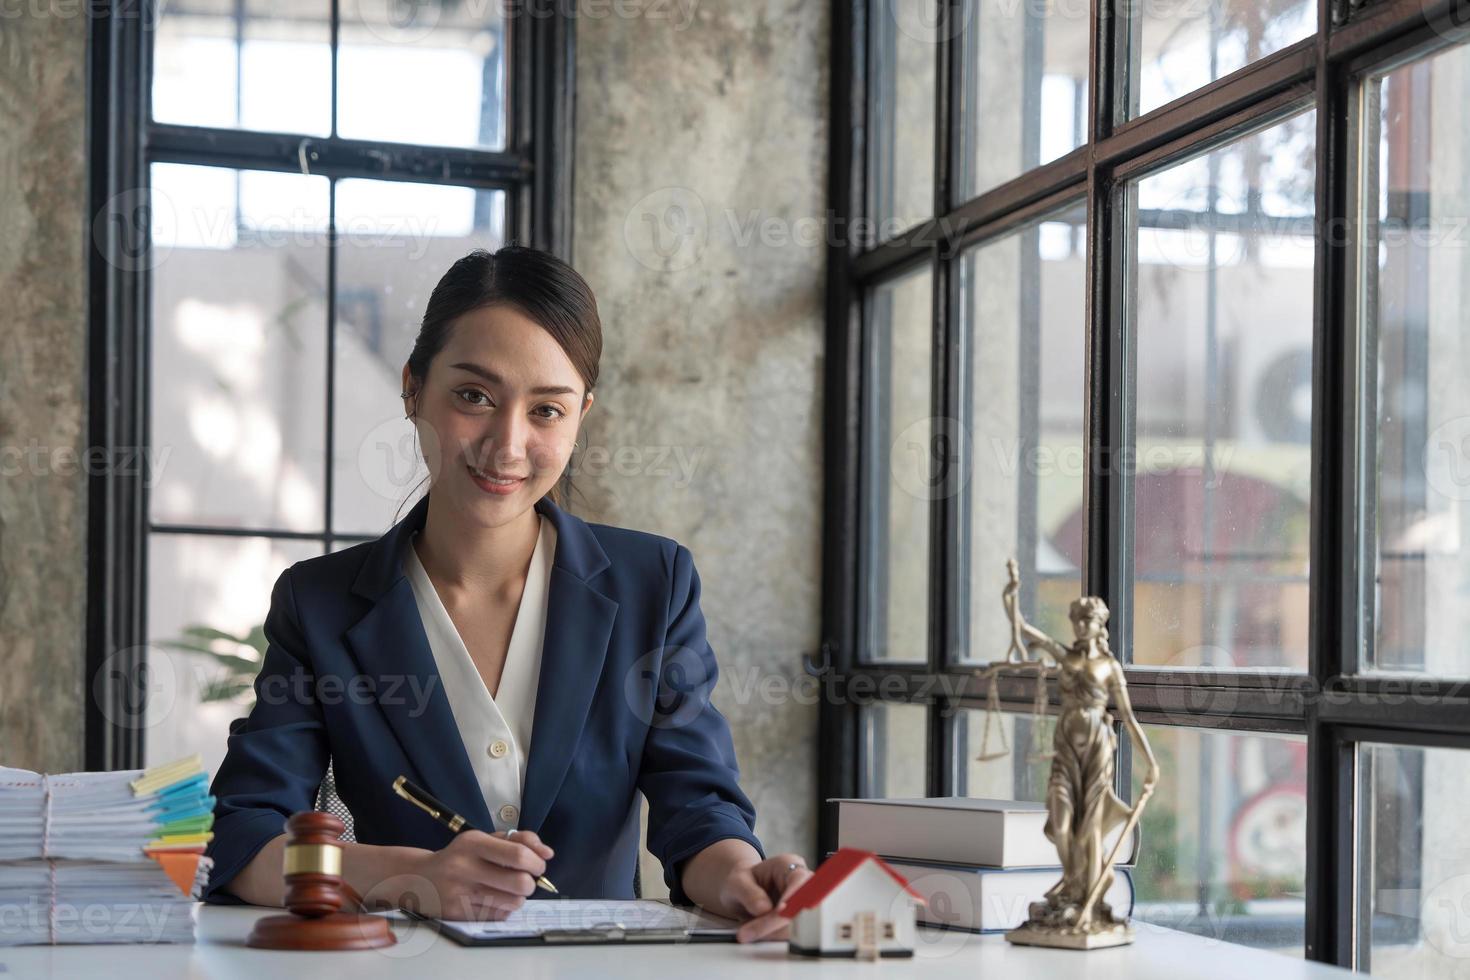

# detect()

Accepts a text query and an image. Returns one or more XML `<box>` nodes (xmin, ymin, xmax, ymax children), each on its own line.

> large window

<box><xmin>822</xmin><ymin>0</ymin><xmax>1470</xmax><ymax>971</ymax></box>
<box><xmin>87</xmin><ymin>2</ymin><xmax>572</xmax><ymax>774</ymax></box>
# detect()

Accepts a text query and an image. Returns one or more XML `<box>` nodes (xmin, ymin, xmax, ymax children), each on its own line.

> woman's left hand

<box><xmin>724</xmin><ymin>853</ymin><xmax>814</xmax><ymax>943</ymax></box>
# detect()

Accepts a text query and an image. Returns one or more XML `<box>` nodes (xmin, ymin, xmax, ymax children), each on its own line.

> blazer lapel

<box><xmin>518</xmin><ymin>496</ymin><xmax>619</xmax><ymax>832</ymax></box>
<box><xmin>343</xmin><ymin>493</ymin><xmax>495</xmax><ymax>834</ymax></box>
<box><xmin>342</xmin><ymin>491</ymin><xmax>619</xmax><ymax>837</ymax></box>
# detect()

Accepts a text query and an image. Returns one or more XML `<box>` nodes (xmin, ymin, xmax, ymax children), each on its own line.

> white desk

<box><xmin>1</xmin><ymin>906</ymin><xmax>1355</xmax><ymax>979</ymax></box>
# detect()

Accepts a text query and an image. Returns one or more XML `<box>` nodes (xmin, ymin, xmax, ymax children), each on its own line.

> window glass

<box><xmin>1361</xmin><ymin>42</ymin><xmax>1470</xmax><ymax>677</ymax></box>
<box><xmin>153</xmin><ymin>0</ymin><xmax>332</xmax><ymax>135</ymax></box>
<box><xmin>863</xmin><ymin>702</ymin><xmax>930</xmax><ymax>797</ymax></box>
<box><xmin>957</xmin><ymin>210</ymin><xmax>1086</xmax><ymax>664</ymax></box>
<box><xmin>1360</xmin><ymin>743</ymin><xmax>1470</xmax><ymax>976</ymax></box>
<box><xmin>150</xmin><ymin>164</ymin><xmax>330</xmax><ymax>532</ymax></box>
<box><xmin>863</xmin><ymin>265</ymin><xmax>934</xmax><ymax>662</ymax></box>
<box><xmin>145</xmin><ymin>534</ymin><xmax>324</xmax><ymax>771</ymax></box>
<box><xmin>1127</xmin><ymin>110</ymin><xmax>1317</xmax><ymax>670</ymax></box>
<box><xmin>868</xmin><ymin>0</ymin><xmax>937</xmax><ymax>239</ymax></box>
<box><xmin>1133</xmin><ymin>725</ymin><xmax>1307</xmax><ymax>955</ymax></box>
<box><xmin>1131</xmin><ymin>0</ymin><xmax>1314</xmax><ymax>118</ymax></box>
<box><xmin>338</xmin><ymin>0</ymin><xmax>508</xmax><ymax>149</ymax></box>
<box><xmin>956</xmin><ymin>707</ymin><xmax>1052</xmax><ymax>801</ymax></box>
<box><xmin>958</xmin><ymin>0</ymin><xmax>1089</xmax><ymax>197</ymax></box>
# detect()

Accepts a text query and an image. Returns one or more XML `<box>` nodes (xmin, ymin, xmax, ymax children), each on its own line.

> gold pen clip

<box><xmin>392</xmin><ymin>775</ymin><xmax>443</xmax><ymax>820</ymax></box>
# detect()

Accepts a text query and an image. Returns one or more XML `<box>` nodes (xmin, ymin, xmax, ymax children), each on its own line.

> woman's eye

<box><xmin>456</xmin><ymin>389</ymin><xmax>490</xmax><ymax>407</ymax></box>
<box><xmin>534</xmin><ymin>405</ymin><xmax>566</xmax><ymax>421</ymax></box>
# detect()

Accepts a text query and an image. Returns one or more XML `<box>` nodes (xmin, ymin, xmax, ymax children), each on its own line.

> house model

<box><xmin>778</xmin><ymin>847</ymin><xmax>927</xmax><ymax>959</ymax></box>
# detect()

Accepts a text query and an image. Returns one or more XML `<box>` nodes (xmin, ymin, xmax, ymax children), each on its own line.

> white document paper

<box><xmin>435</xmin><ymin>899</ymin><xmax>740</xmax><ymax>939</ymax></box>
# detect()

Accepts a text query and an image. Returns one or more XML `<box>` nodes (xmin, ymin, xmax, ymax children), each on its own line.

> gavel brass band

<box><xmin>283</xmin><ymin>842</ymin><xmax>343</xmax><ymax>877</ymax></box>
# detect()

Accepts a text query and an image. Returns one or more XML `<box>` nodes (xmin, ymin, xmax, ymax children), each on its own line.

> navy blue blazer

<box><xmin>202</xmin><ymin>491</ymin><xmax>765</xmax><ymax>906</ymax></box>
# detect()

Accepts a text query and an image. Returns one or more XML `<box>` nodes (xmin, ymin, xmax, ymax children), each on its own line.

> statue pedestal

<box><xmin>1005</xmin><ymin>921</ymin><xmax>1134</xmax><ymax>950</ymax></box>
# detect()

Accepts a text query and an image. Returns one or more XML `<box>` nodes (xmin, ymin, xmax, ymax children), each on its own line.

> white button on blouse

<box><xmin>401</xmin><ymin>512</ymin><xmax>557</xmax><ymax>832</ymax></box>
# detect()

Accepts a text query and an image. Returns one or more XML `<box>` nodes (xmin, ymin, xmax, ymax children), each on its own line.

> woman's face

<box><xmin>402</xmin><ymin>303</ymin><xmax>592</xmax><ymax>527</ymax></box>
<box><xmin>1070</xmin><ymin>612</ymin><xmax>1105</xmax><ymax>642</ymax></box>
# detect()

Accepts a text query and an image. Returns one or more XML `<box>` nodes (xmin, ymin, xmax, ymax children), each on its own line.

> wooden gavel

<box><xmin>246</xmin><ymin>811</ymin><xmax>397</xmax><ymax>950</ymax></box>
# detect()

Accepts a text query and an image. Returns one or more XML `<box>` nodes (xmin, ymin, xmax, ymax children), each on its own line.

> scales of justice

<box><xmin>970</xmin><ymin>559</ymin><xmax>1161</xmax><ymax>950</ymax></box>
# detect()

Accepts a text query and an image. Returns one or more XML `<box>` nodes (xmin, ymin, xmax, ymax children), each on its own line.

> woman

<box><xmin>203</xmin><ymin>245</ymin><xmax>809</xmax><ymax>943</ymax></box>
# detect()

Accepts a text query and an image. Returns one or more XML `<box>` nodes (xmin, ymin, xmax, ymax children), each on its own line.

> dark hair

<box><xmin>401</xmin><ymin>245</ymin><xmax>602</xmax><ymax>512</ymax></box>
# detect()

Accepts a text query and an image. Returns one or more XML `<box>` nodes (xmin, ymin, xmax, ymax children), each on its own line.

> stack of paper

<box><xmin>0</xmin><ymin>755</ymin><xmax>215</xmax><ymax>945</ymax></box>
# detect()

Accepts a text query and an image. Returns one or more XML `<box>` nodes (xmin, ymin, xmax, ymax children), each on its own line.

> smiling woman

<box><xmin>203</xmin><ymin>245</ymin><xmax>812</xmax><ymax>937</ymax></box>
<box><xmin>399</xmin><ymin>246</ymin><xmax>602</xmax><ymax>516</ymax></box>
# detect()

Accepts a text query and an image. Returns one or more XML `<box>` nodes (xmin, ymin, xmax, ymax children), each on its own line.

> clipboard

<box><xmin>404</xmin><ymin>900</ymin><xmax>742</xmax><ymax>947</ymax></box>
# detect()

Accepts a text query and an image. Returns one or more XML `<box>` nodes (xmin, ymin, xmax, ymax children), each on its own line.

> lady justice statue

<box><xmin>983</xmin><ymin>559</ymin><xmax>1161</xmax><ymax>950</ymax></box>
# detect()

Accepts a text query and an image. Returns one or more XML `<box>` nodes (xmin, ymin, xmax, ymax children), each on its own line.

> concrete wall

<box><xmin>0</xmin><ymin>7</ymin><xmax>90</xmax><ymax>773</ymax></box>
<box><xmin>566</xmin><ymin>0</ymin><xmax>828</xmax><ymax>887</ymax></box>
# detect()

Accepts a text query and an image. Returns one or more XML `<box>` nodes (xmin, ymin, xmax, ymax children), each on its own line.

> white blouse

<box><xmin>401</xmin><ymin>513</ymin><xmax>557</xmax><ymax>832</ymax></box>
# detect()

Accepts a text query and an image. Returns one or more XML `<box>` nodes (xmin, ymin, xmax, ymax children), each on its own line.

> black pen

<box><xmin>392</xmin><ymin>774</ymin><xmax>559</xmax><ymax>894</ymax></box>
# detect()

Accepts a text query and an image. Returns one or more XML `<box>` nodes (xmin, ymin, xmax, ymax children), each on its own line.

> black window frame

<box><xmin>86</xmin><ymin>0</ymin><xmax>575</xmax><ymax>771</ymax></box>
<box><xmin>819</xmin><ymin>0</ymin><xmax>1470</xmax><ymax>970</ymax></box>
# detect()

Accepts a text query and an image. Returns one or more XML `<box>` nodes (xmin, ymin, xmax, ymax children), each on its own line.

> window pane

<box><xmin>1363</xmin><ymin>42</ymin><xmax>1470</xmax><ymax>676</ymax></box>
<box><xmin>863</xmin><ymin>702</ymin><xmax>929</xmax><ymax>797</ymax></box>
<box><xmin>331</xmin><ymin>179</ymin><xmax>506</xmax><ymax>536</ymax></box>
<box><xmin>1132</xmin><ymin>725</ymin><xmax>1307</xmax><ymax>955</ymax></box>
<box><xmin>958</xmin><ymin>0</ymin><xmax>1089</xmax><ymax>198</ymax></box>
<box><xmin>153</xmin><ymin>0</ymin><xmax>332</xmax><ymax>135</ymax></box>
<box><xmin>1127</xmin><ymin>110</ymin><xmax>1316</xmax><ymax>670</ymax></box>
<box><xmin>145</xmin><ymin>533</ymin><xmax>324</xmax><ymax>773</ymax></box>
<box><xmin>868</xmin><ymin>0</ymin><xmax>937</xmax><ymax>240</ymax></box>
<box><xmin>958</xmin><ymin>210</ymin><xmax>1085</xmax><ymax>663</ymax></box>
<box><xmin>1361</xmin><ymin>743</ymin><xmax>1470</xmax><ymax>975</ymax></box>
<box><xmin>150</xmin><ymin>163</ymin><xmax>329</xmax><ymax>532</ymax></box>
<box><xmin>956</xmin><ymin>708</ymin><xmax>1050</xmax><ymax>801</ymax></box>
<box><xmin>338</xmin><ymin>0</ymin><xmax>508</xmax><ymax>149</ymax></box>
<box><xmin>1131</xmin><ymin>0</ymin><xmax>1314</xmax><ymax>119</ymax></box>
<box><xmin>863</xmin><ymin>265</ymin><xmax>933</xmax><ymax>662</ymax></box>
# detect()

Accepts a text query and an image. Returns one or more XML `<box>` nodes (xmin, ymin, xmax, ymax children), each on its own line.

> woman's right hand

<box><xmin>401</xmin><ymin>829</ymin><xmax>554</xmax><ymax>921</ymax></box>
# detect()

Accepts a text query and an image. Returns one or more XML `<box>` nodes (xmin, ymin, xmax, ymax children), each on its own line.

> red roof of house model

<box><xmin>777</xmin><ymin>847</ymin><xmax>927</xmax><ymax>916</ymax></box>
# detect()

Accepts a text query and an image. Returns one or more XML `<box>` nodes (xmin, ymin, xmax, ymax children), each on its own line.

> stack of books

<box><xmin>829</xmin><ymin>796</ymin><xmax>1137</xmax><ymax>933</ymax></box>
<box><xmin>0</xmin><ymin>755</ymin><xmax>215</xmax><ymax>945</ymax></box>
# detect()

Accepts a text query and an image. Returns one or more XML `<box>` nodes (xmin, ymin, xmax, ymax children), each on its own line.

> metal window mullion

<box><xmin>1088</xmin><ymin>0</ymin><xmax>1136</xmax><ymax>812</ymax></box>
<box><xmin>1328</xmin><ymin>0</ymin><xmax>1470</xmax><ymax>61</ymax></box>
<box><xmin>816</xmin><ymin>0</ymin><xmax>867</xmax><ymax>860</ymax></box>
<box><xmin>928</xmin><ymin>700</ymin><xmax>952</xmax><ymax>797</ymax></box>
<box><xmin>88</xmin><ymin>1</ymin><xmax>152</xmax><ymax>772</ymax></box>
<box><xmin>324</xmin><ymin>179</ymin><xmax>338</xmax><ymax>550</ymax></box>
<box><xmin>151</xmin><ymin>523</ymin><xmax>334</xmax><ymax>542</ymax></box>
<box><xmin>144</xmin><ymin>125</ymin><xmax>531</xmax><ymax>187</ymax></box>
<box><xmin>930</xmin><ymin>0</ymin><xmax>963</xmax><ymax>802</ymax></box>
<box><xmin>509</xmin><ymin>0</ymin><xmax>529</xmax><ymax>245</ymax></box>
<box><xmin>329</xmin><ymin>0</ymin><xmax>339</xmax><ymax>138</ymax></box>
<box><xmin>1304</xmin><ymin>0</ymin><xmax>1361</xmax><ymax>954</ymax></box>
<box><xmin>867</xmin><ymin>288</ymin><xmax>894</xmax><ymax>660</ymax></box>
<box><xmin>524</xmin><ymin>9</ymin><xmax>574</xmax><ymax>255</ymax></box>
